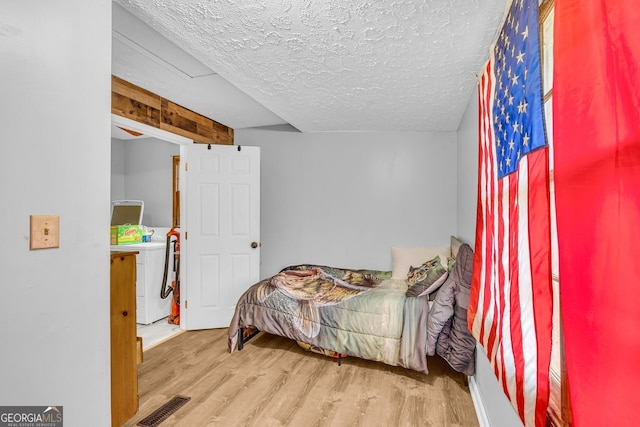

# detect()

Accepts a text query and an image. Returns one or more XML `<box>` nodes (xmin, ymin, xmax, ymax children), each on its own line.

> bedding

<box><xmin>228</xmin><ymin>238</ymin><xmax>476</xmax><ymax>375</ymax></box>
<box><xmin>406</xmin><ymin>255</ymin><xmax>449</xmax><ymax>297</ymax></box>
<box><xmin>426</xmin><ymin>243</ymin><xmax>476</xmax><ymax>375</ymax></box>
<box><xmin>391</xmin><ymin>246</ymin><xmax>450</xmax><ymax>279</ymax></box>
<box><xmin>228</xmin><ymin>264</ymin><xmax>429</xmax><ymax>372</ymax></box>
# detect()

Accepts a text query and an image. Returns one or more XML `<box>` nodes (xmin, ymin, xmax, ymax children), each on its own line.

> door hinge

<box><xmin>185</xmin><ymin>300</ymin><xmax>188</xmax><ymax>309</ymax></box>
<box><xmin>185</xmin><ymin>231</ymin><xmax>188</xmax><ymax>240</ymax></box>
<box><xmin>185</xmin><ymin>162</ymin><xmax>188</xmax><ymax>172</ymax></box>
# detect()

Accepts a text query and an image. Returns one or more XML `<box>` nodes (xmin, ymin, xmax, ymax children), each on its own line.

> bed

<box><xmin>228</xmin><ymin>237</ymin><xmax>476</xmax><ymax>375</ymax></box>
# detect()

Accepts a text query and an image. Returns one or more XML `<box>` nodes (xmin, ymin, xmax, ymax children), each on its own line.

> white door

<box><xmin>182</xmin><ymin>144</ymin><xmax>260</xmax><ymax>329</ymax></box>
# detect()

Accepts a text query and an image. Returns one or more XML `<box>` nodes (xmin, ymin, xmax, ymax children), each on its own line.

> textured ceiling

<box><xmin>114</xmin><ymin>0</ymin><xmax>507</xmax><ymax>132</ymax></box>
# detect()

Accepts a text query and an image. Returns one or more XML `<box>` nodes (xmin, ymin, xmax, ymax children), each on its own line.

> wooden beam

<box><xmin>111</xmin><ymin>75</ymin><xmax>233</xmax><ymax>145</ymax></box>
<box><xmin>111</xmin><ymin>76</ymin><xmax>161</xmax><ymax>128</ymax></box>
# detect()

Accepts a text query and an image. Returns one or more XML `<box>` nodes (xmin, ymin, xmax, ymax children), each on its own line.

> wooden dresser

<box><xmin>110</xmin><ymin>251</ymin><xmax>139</xmax><ymax>426</ymax></box>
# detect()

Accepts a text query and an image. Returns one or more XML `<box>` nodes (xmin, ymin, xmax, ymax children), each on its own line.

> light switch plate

<box><xmin>30</xmin><ymin>215</ymin><xmax>60</xmax><ymax>250</ymax></box>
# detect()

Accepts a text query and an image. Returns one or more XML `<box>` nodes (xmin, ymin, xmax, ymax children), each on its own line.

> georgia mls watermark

<box><xmin>0</xmin><ymin>406</ymin><xmax>63</xmax><ymax>427</ymax></box>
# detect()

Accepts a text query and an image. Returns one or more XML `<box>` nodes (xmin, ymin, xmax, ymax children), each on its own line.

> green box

<box><xmin>110</xmin><ymin>225</ymin><xmax>143</xmax><ymax>245</ymax></box>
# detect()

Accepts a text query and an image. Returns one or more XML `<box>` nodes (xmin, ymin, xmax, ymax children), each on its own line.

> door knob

<box><xmin>251</xmin><ymin>242</ymin><xmax>259</xmax><ymax>249</ymax></box>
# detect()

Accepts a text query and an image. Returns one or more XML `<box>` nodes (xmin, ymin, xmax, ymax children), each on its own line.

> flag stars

<box><xmin>489</xmin><ymin>0</ymin><xmax>547</xmax><ymax>180</ymax></box>
<box><xmin>517</xmin><ymin>99</ymin><xmax>528</xmax><ymax>114</ymax></box>
<box><xmin>512</xmin><ymin>121</ymin><xmax>520</xmax><ymax>133</ymax></box>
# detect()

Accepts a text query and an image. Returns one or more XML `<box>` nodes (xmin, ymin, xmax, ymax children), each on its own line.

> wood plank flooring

<box><xmin>123</xmin><ymin>329</ymin><xmax>479</xmax><ymax>427</ymax></box>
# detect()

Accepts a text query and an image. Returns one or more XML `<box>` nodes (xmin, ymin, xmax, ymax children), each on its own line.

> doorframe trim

<box><xmin>112</xmin><ymin>114</ymin><xmax>192</xmax><ymax>145</ymax></box>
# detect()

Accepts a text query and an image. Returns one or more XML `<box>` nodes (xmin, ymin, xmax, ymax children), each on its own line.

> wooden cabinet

<box><xmin>110</xmin><ymin>251</ymin><xmax>139</xmax><ymax>426</ymax></box>
<box><xmin>111</xmin><ymin>243</ymin><xmax>172</xmax><ymax>325</ymax></box>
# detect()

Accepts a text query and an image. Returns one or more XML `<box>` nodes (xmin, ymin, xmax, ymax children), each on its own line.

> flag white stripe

<box><xmin>517</xmin><ymin>157</ymin><xmax>539</xmax><ymax>427</ymax></box>
<box><xmin>501</xmin><ymin>176</ymin><xmax>518</xmax><ymax>406</ymax></box>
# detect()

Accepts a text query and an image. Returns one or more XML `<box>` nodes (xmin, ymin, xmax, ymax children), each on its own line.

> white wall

<box><xmin>0</xmin><ymin>1</ymin><xmax>112</xmax><ymax>425</ymax></box>
<box><xmin>235</xmin><ymin>125</ymin><xmax>457</xmax><ymax>278</ymax></box>
<box><xmin>111</xmin><ymin>138</ymin><xmax>126</xmax><ymax>201</ymax></box>
<box><xmin>114</xmin><ymin>137</ymin><xmax>179</xmax><ymax>227</ymax></box>
<box><xmin>457</xmin><ymin>86</ymin><xmax>524</xmax><ymax>427</ymax></box>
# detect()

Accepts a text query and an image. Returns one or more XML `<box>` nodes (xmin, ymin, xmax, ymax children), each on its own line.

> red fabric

<box><xmin>553</xmin><ymin>1</ymin><xmax>640</xmax><ymax>426</ymax></box>
<box><xmin>469</xmin><ymin>60</ymin><xmax>553</xmax><ymax>427</ymax></box>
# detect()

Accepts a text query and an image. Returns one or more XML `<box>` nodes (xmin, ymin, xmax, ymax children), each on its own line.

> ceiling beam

<box><xmin>111</xmin><ymin>75</ymin><xmax>233</xmax><ymax>145</ymax></box>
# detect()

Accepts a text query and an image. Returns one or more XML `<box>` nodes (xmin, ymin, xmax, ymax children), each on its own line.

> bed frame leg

<box><xmin>337</xmin><ymin>354</ymin><xmax>342</xmax><ymax>367</ymax></box>
<box><xmin>238</xmin><ymin>327</ymin><xmax>261</xmax><ymax>351</ymax></box>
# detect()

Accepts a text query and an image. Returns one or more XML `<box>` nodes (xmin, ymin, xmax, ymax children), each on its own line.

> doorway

<box><xmin>111</xmin><ymin>113</ymin><xmax>261</xmax><ymax>335</ymax></box>
<box><xmin>111</xmin><ymin>114</ymin><xmax>190</xmax><ymax>348</ymax></box>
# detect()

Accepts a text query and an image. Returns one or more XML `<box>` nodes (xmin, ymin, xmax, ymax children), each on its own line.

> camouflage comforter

<box><xmin>228</xmin><ymin>264</ymin><xmax>430</xmax><ymax>373</ymax></box>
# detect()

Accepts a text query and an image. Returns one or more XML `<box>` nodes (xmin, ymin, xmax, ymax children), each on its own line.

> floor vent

<box><xmin>137</xmin><ymin>395</ymin><xmax>191</xmax><ymax>427</ymax></box>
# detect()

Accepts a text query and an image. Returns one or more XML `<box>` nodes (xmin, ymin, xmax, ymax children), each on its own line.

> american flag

<box><xmin>467</xmin><ymin>1</ymin><xmax>553</xmax><ymax>427</ymax></box>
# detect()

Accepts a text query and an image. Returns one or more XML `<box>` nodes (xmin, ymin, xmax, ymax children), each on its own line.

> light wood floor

<box><xmin>124</xmin><ymin>329</ymin><xmax>479</xmax><ymax>427</ymax></box>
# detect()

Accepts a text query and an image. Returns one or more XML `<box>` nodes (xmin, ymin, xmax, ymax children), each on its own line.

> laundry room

<box><xmin>111</xmin><ymin>127</ymin><xmax>182</xmax><ymax>348</ymax></box>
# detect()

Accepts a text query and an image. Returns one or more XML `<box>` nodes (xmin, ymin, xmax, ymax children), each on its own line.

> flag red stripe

<box><xmin>508</xmin><ymin>171</ymin><xmax>526</xmax><ymax>418</ymax></box>
<box><xmin>495</xmin><ymin>172</ymin><xmax>505</xmax><ymax>385</ymax></box>
<box><xmin>468</xmin><ymin>66</ymin><xmax>486</xmax><ymax>335</ymax></box>
<box><xmin>470</xmin><ymin>61</ymin><xmax>492</xmax><ymax>348</ymax></box>
<box><xmin>485</xmin><ymin>103</ymin><xmax>498</xmax><ymax>363</ymax></box>
<box><xmin>526</xmin><ymin>148</ymin><xmax>552</xmax><ymax>426</ymax></box>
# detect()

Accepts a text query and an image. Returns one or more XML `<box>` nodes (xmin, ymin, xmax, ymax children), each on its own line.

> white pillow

<box><xmin>391</xmin><ymin>246</ymin><xmax>451</xmax><ymax>280</ymax></box>
<box><xmin>450</xmin><ymin>236</ymin><xmax>464</xmax><ymax>258</ymax></box>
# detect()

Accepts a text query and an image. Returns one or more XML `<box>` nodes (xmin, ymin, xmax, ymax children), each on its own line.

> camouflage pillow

<box><xmin>406</xmin><ymin>256</ymin><xmax>449</xmax><ymax>297</ymax></box>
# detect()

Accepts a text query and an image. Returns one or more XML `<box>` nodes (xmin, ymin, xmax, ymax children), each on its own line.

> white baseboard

<box><xmin>469</xmin><ymin>375</ymin><xmax>491</xmax><ymax>427</ymax></box>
